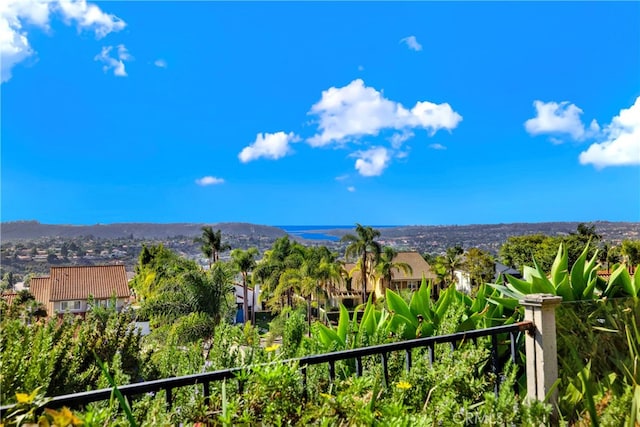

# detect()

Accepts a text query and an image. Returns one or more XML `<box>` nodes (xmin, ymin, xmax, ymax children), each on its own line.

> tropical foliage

<box><xmin>2</xmin><ymin>228</ymin><xmax>640</xmax><ymax>425</ymax></box>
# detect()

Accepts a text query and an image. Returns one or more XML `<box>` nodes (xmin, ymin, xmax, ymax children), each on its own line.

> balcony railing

<box><xmin>0</xmin><ymin>320</ymin><xmax>533</xmax><ymax>416</ymax></box>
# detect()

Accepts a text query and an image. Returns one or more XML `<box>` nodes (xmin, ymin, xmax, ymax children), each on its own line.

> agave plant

<box><xmin>490</xmin><ymin>243</ymin><xmax>606</xmax><ymax>302</ymax></box>
<box><xmin>386</xmin><ymin>276</ymin><xmax>513</xmax><ymax>340</ymax></box>
<box><xmin>603</xmin><ymin>263</ymin><xmax>640</xmax><ymax>299</ymax></box>
<box><xmin>315</xmin><ymin>294</ymin><xmax>389</xmax><ymax>351</ymax></box>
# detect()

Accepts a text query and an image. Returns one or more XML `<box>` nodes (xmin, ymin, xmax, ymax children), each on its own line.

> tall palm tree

<box><xmin>441</xmin><ymin>245</ymin><xmax>464</xmax><ymax>285</ymax></box>
<box><xmin>374</xmin><ymin>246</ymin><xmax>413</xmax><ymax>293</ymax></box>
<box><xmin>194</xmin><ymin>226</ymin><xmax>231</xmax><ymax>268</ymax></box>
<box><xmin>315</xmin><ymin>248</ymin><xmax>344</xmax><ymax>321</ymax></box>
<box><xmin>231</xmin><ymin>247</ymin><xmax>259</xmax><ymax>324</ymax></box>
<box><xmin>342</xmin><ymin>224</ymin><xmax>382</xmax><ymax>304</ymax></box>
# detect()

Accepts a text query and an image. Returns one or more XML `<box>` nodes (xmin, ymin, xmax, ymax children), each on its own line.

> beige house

<box><xmin>30</xmin><ymin>265</ymin><xmax>130</xmax><ymax>317</ymax></box>
<box><xmin>329</xmin><ymin>252</ymin><xmax>437</xmax><ymax>305</ymax></box>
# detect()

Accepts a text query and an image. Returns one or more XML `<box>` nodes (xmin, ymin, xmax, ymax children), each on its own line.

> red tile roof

<box><xmin>30</xmin><ymin>277</ymin><xmax>50</xmax><ymax>302</ymax></box>
<box><xmin>1</xmin><ymin>291</ymin><xmax>18</xmax><ymax>306</ymax></box>
<box><xmin>48</xmin><ymin>265</ymin><xmax>129</xmax><ymax>301</ymax></box>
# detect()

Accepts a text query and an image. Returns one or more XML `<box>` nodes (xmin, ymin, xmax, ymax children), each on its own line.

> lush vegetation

<box><xmin>1</xmin><ymin>226</ymin><xmax>639</xmax><ymax>426</ymax></box>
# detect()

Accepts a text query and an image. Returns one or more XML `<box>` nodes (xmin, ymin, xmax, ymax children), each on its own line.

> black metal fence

<box><xmin>0</xmin><ymin>321</ymin><xmax>533</xmax><ymax>415</ymax></box>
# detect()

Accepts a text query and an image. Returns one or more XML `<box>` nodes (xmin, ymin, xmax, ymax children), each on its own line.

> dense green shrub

<box><xmin>0</xmin><ymin>306</ymin><xmax>149</xmax><ymax>403</ymax></box>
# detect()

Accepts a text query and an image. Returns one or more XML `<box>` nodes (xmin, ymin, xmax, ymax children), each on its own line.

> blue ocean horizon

<box><xmin>277</xmin><ymin>225</ymin><xmax>396</xmax><ymax>241</ymax></box>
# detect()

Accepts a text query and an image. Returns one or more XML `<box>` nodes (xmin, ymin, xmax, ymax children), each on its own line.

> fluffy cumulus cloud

<box><xmin>524</xmin><ymin>100</ymin><xmax>600</xmax><ymax>141</ymax></box>
<box><xmin>244</xmin><ymin>79</ymin><xmax>460</xmax><ymax>177</ymax></box>
<box><xmin>400</xmin><ymin>35</ymin><xmax>422</xmax><ymax>51</ymax></box>
<box><xmin>56</xmin><ymin>0</ymin><xmax>125</xmax><ymax>38</ymax></box>
<box><xmin>579</xmin><ymin>96</ymin><xmax>640</xmax><ymax>168</ymax></box>
<box><xmin>307</xmin><ymin>79</ymin><xmax>462</xmax><ymax>147</ymax></box>
<box><xmin>429</xmin><ymin>143</ymin><xmax>446</xmax><ymax>150</ymax></box>
<box><xmin>0</xmin><ymin>0</ymin><xmax>125</xmax><ymax>83</ymax></box>
<box><xmin>347</xmin><ymin>186</ymin><xmax>356</xmax><ymax>192</ymax></box>
<box><xmin>352</xmin><ymin>147</ymin><xmax>391</xmax><ymax>177</ymax></box>
<box><xmin>154</xmin><ymin>59</ymin><xmax>167</xmax><ymax>68</ymax></box>
<box><xmin>94</xmin><ymin>44</ymin><xmax>131</xmax><ymax>76</ymax></box>
<box><xmin>195</xmin><ymin>176</ymin><xmax>225</xmax><ymax>186</ymax></box>
<box><xmin>238</xmin><ymin>131</ymin><xmax>300</xmax><ymax>163</ymax></box>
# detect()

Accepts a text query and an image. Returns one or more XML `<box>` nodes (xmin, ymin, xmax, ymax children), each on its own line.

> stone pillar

<box><xmin>520</xmin><ymin>294</ymin><xmax>562</xmax><ymax>416</ymax></box>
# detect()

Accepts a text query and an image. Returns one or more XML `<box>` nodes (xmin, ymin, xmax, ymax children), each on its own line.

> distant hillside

<box><xmin>309</xmin><ymin>221</ymin><xmax>640</xmax><ymax>254</ymax></box>
<box><xmin>0</xmin><ymin>221</ymin><xmax>287</xmax><ymax>241</ymax></box>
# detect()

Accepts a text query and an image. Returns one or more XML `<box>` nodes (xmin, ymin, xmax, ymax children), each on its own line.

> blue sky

<box><xmin>2</xmin><ymin>1</ymin><xmax>639</xmax><ymax>226</ymax></box>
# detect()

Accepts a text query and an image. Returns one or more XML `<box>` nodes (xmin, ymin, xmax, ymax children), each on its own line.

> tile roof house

<box><xmin>1</xmin><ymin>291</ymin><xmax>18</xmax><ymax>306</ymax></box>
<box><xmin>330</xmin><ymin>252</ymin><xmax>437</xmax><ymax>305</ymax></box>
<box><xmin>29</xmin><ymin>265</ymin><xmax>131</xmax><ymax>317</ymax></box>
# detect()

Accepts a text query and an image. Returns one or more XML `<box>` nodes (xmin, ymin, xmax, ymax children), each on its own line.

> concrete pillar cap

<box><xmin>519</xmin><ymin>293</ymin><xmax>563</xmax><ymax>306</ymax></box>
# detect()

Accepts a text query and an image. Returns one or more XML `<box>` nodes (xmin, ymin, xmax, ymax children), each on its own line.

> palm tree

<box><xmin>342</xmin><ymin>224</ymin><xmax>382</xmax><ymax>304</ymax></box>
<box><xmin>231</xmin><ymin>247</ymin><xmax>259</xmax><ymax>324</ymax></box>
<box><xmin>374</xmin><ymin>246</ymin><xmax>413</xmax><ymax>293</ymax></box>
<box><xmin>194</xmin><ymin>226</ymin><xmax>231</xmax><ymax>268</ymax></box>
<box><xmin>441</xmin><ymin>245</ymin><xmax>464</xmax><ymax>285</ymax></box>
<box><xmin>315</xmin><ymin>248</ymin><xmax>344</xmax><ymax>322</ymax></box>
<box><xmin>184</xmin><ymin>265</ymin><xmax>235</xmax><ymax>325</ymax></box>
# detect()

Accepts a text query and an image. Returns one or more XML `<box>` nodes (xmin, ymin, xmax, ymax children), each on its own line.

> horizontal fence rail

<box><xmin>0</xmin><ymin>321</ymin><xmax>533</xmax><ymax>416</ymax></box>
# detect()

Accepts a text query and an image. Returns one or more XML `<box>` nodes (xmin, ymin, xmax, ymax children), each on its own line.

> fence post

<box><xmin>520</xmin><ymin>293</ymin><xmax>562</xmax><ymax>419</ymax></box>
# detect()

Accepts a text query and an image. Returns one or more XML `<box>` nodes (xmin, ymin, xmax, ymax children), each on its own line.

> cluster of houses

<box><xmin>1</xmin><ymin>251</ymin><xmax>531</xmax><ymax>320</ymax></box>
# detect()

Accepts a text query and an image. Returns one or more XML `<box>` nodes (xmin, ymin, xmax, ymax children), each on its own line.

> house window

<box><xmin>97</xmin><ymin>299</ymin><xmax>114</xmax><ymax>308</ymax></box>
<box><xmin>60</xmin><ymin>300</ymin><xmax>82</xmax><ymax>311</ymax></box>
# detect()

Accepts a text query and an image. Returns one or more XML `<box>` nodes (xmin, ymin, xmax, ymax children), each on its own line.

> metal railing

<box><xmin>0</xmin><ymin>321</ymin><xmax>533</xmax><ymax>415</ymax></box>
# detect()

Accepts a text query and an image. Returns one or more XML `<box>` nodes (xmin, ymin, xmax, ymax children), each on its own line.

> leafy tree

<box><xmin>607</xmin><ymin>245</ymin><xmax>622</xmax><ymax>268</ymax></box>
<box><xmin>1</xmin><ymin>290</ymin><xmax>47</xmax><ymax>320</ymax></box>
<box><xmin>499</xmin><ymin>234</ymin><xmax>549</xmax><ymax>271</ymax></box>
<box><xmin>342</xmin><ymin>224</ymin><xmax>382</xmax><ymax>304</ymax></box>
<box><xmin>2</xmin><ymin>272</ymin><xmax>15</xmax><ymax>290</ymax></box>
<box><xmin>60</xmin><ymin>243</ymin><xmax>69</xmax><ymax>258</ymax></box>
<box><xmin>575</xmin><ymin>223</ymin><xmax>602</xmax><ymax>240</ymax></box>
<box><xmin>464</xmin><ymin>247</ymin><xmax>495</xmax><ymax>290</ymax></box>
<box><xmin>374</xmin><ymin>246</ymin><xmax>412</xmax><ymax>292</ymax></box>
<box><xmin>231</xmin><ymin>247</ymin><xmax>259</xmax><ymax>324</ymax></box>
<box><xmin>621</xmin><ymin>239</ymin><xmax>640</xmax><ymax>266</ymax></box>
<box><xmin>194</xmin><ymin>227</ymin><xmax>231</xmax><ymax>268</ymax></box>
<box><xmin>499</xmin><ymin>225</ymin><xmax>601</xmax><ymax>273</ymax></box>
<box><xmin>131</xmin><ymin>244</ymin><xmax>199</xmax><ymax>301</ymax></box>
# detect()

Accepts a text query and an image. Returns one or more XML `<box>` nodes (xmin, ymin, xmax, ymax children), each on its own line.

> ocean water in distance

<box><xmin>277</xmin><ymin>225</ymin><xmax>395</xmax><ymax>242</ymax></box>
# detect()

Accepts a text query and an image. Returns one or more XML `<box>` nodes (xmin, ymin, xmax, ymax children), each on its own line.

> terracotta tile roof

<box><xmin>30</xmin><ymin>277</ymin><xmax>51</xmax><ymax>305</ymax></box>
<box><xmin>1</xmin><ymin>291</ymin><xmax>18</xmax><ymax>306</ymax></box>
<box><xmin>391</xmin><ymin>252</ymin><xmax>437</xmax><ymax>281</ymax></box>
<box><xmin>49</xmin><ymin>265</ymin><xmax>129</xmax><ymax>301</ymax></box>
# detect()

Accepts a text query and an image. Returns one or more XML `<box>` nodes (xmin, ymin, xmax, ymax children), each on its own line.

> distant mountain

<box><xmin>0</xmin><ymin>221</ymin><xmax>287</xmax><ymax>241</ymax></box>
<box><xmin>1</xmin><ymin>221</ymin><xmax>638</xmax><ymax>252</ymax></box>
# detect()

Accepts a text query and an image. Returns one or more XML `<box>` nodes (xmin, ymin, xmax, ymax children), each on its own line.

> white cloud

<box><xmin>195</xmin><ymin>176</ymin><xmax>225</xmax><ymax>186</ymax></box>
<box><xmin>389</xmin><ymin>130</ymin><xmax>414</xmax><ymax>149</ymax></box>
<box><xmin>94</xmin><ymin>44</ymin><xmax>131</xmax><ymax>77</ymax></box>
<box><xmin>55</xmin><ymin>0</ymin><xmax>125</xmax><ymax>39</ymax></box>
<box><xmin>524</xmin><ymin>100</ymin><xmax>599</xmax><ymax>141</ymax></box>
<box><xmin>347</xmin><ymin>186</ymin><xmax>356</xmax><ymax>192</ymax></box>
<box><xmin>352</xmin><ymin>147</ymin><xmax>391</xmax><ymax>177</ymax></box>
<box><xmin>239</xmin><ymin>131</ymin><xmax>300</xmax><ymax>163</ymax></box>
<box><xmin>154</xmin><ymin>59</ymin><xmax>167</xmax><ymax>68</ymax></box>
<box><xmin>429</xmin><ymin>143</ymin><xmax>446</xmax><ymax>150</ymax></box>
<box><xmin>400</xmin><ymin>35</ymin><xmax>422</xmax><ymax>51</ymax></box>
<box><xmin>0</xmin><ymin>0</ymin><xmax>125</xmax><ymax>83</ymax></box>
<box><xmin>335</xmin><ymin>174</ymin><xmax>349</xmax><ymax>181</ymax></box>
<box><xmin>307</xmin><ymin>79</ymin><xmax>462</xmax><ymax>147</ymax></box>
<box><xmin>579</xmin><ymin>96</ymin><xmax>640</xmax><ymax>168</ymax></box>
